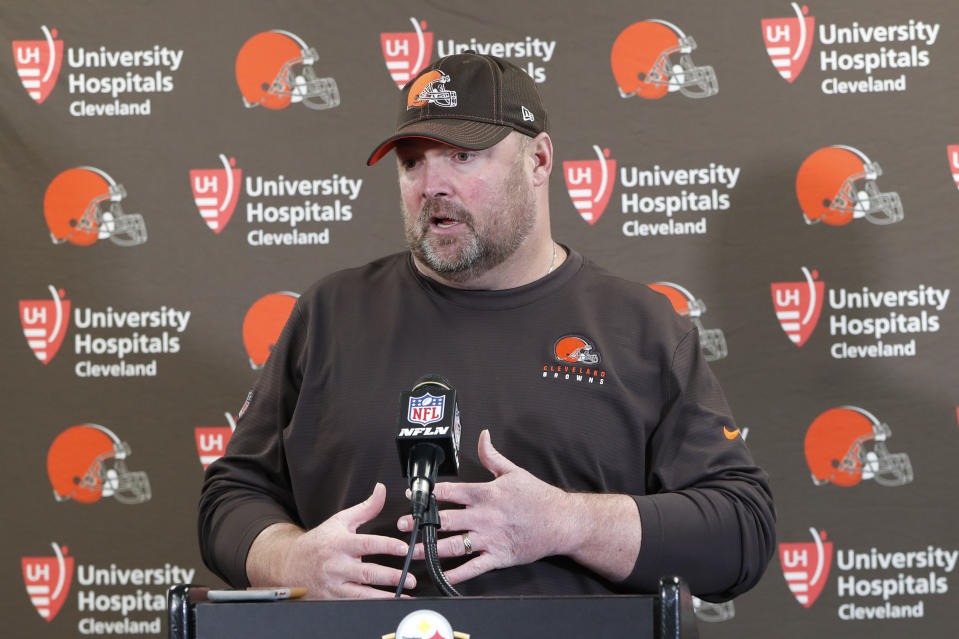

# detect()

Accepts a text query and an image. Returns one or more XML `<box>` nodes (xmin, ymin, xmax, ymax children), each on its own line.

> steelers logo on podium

<box><xmin>383</xmin><ymin>609</ymin><xmax>470</xmax><ymax>639</ymax></box>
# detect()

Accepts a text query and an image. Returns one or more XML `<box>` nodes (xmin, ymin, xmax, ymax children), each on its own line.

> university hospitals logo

<box><xmin>796</xmin><ymin>145</ymin><xmax>903</xmax><ymax>226</ymax></box>
<box><xmin>235</xmin><ymin>30</ymin><xmax>340</xmax><ymax>110</ymax></box>
<box><xmin>779</xmin><ymin>527</ymin><xmax>833</xmax><ymax>607</ymax></box>
<box><xmin>20</xmin><ymin>285</ymin><xmax>70</xmax><ymax>364</ymax></box>
<box><xmin>408</xmin><ymin>394</ymin><xmax>446</xmax><ymax>427</ymax></box>
<box><xmin>22</xmin><ymin>542</ymin><xmax>74</xmax><ymax>621</ymax></box>
<box><xmin>15</xmin><ymin>28</ymin><xmax>183</xmax><ymax>117</ymax></box>
<box><xmin>242</xmin><ymin>292</ymin><xmax>299</xmax><ymax>369</ymax></box>
<box><xmin>12</xmin><ymin>25</ymin><xmax>63</xmax><ymax>103</ymax></box>
<box><xmin>611</xmin><ymin>19</ymin><xmax>718</xmax><ymax>99</ymax></box>
<box><xmin>772</xmin><ymin>268</ymin><xmax>945</xmax><ymax>359</ymax></box>
<box><xmin>771</xmin><ymin>267</ymin><xmax>824</xmax><ymax>346</ymax></box>
<box><xmin>381</xmin><ymin>17</ymin><xmax>434</xmax><ymax>88</ymax></box>
<box><xmin>563</xmin><ymin>146</ymin><xmax>616</xmax><ymax>225</ymax></box>
<box><xmin>762</xmin><ymin>3</ymin><xmax>815</xmax><ymax>83</ymax></box>
<box><xmin>948</xmin><ymin>145</ymin><xmax>959</xmax><ymax>194</ymax></box>
<box><xmin>195</xmin><ymin>413</ymin><xmax>236</xmax><ymax>469</ymax></box>
<box><xmin>22</xmin><ymin>543</ymin><xmax>193</xmax><ymax>632</ymax></box>
<box><xmin>190</xmin><ymin>155</ymin><xmax>242</xmax><ymax>233</ymax></box>
<box><xmin>782</xmin><ymin>529</ymin><xmax>956</xmax><ymax>620</ymax></box>
<box><xmin>18</xmin><ymin>289</ymin><xmax>189</xmax><ymax>378</ymax></box>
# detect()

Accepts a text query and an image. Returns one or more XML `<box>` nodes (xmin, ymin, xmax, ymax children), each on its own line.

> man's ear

<box><xmin>530</xmin><ymin>132</ymin><xmax>553</xmax><ymax>186</ymax></box>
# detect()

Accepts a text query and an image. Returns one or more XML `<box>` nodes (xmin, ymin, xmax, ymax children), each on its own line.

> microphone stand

<box><xmin>395</xmin><ymin>494</ymin><xmax>461</xmax><ymax>598</ymax></box>
<box><xmin>421</xmin><ymin>494</ymin><xmax>461</xmax><ymax>597</ymax></box>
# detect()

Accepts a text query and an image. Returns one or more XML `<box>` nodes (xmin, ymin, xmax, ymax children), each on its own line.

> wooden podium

<box><xmin>168</xmin><ymin>577</ymin><xmax>698</xmax><ymax>639</ymax></box>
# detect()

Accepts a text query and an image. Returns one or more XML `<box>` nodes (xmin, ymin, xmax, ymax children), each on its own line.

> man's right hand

<box><xmin>245</xmin><ymin>483</ymin><xmax>415</xmax><ymax>599</ymax></box>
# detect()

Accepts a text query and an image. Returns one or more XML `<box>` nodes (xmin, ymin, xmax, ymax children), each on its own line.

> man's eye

<box><xmin>454</xmin><ymin>151</ymin><xmax>472</xmax><ymax>162</ymax></box>
<box><xmin>402</xmin><ymin>158</ymin><xmax>418</xmax><ymax>169</ymax></box>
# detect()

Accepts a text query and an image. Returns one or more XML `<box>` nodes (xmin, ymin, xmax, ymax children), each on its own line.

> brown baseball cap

<box><xmin>367</xmin><ymin>52</ymin><xmax>548</xmax><ymax>166</ymax></box>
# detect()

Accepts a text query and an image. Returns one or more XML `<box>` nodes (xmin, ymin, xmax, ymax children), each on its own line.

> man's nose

<box><xmin>419</xmin><ymin>156</ymin><xmax>452</xmax><ymax>199</ymax></box>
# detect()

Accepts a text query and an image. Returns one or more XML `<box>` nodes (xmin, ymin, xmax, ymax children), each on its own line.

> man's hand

<box><xmin>396</xmin><ymin>430</ymin><xmax>642</xmax><ymax>585</ymax></box>
<box><xmin>247</xmin><ymin>483</ymin><xmax>415</xmax><ymax>599</ymax></box>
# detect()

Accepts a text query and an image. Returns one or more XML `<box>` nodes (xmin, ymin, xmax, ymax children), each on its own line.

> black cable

<box><xmin>394</xmin><ymin>517</ymin><xmax>420</xmax><ymax>598</ymax></box>
<box><xmin>423</xmin><ymin>520</ymin><xmax>461</xmax><ymax>597</ymax></box>
<box><xmin>422</xmin><ymin>494</ymin><xmax>461</xmax><ymax>597</ymax></box>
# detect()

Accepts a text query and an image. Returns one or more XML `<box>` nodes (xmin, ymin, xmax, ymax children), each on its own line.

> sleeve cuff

<box><xmin>213</xmin><ymin>499</ymin><xmax>294</xmax><ymax>587</ymax></box>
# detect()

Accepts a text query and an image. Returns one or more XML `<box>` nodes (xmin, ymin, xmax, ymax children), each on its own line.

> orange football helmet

<box><xmin>804</xmin><ymin>406</ymin><xmax>912</xmax><ymax>487</ymax></box>
<box><xmin>43</xmin><ymin>167</ymin><xmax>147</xmax><ymax>246</ymax></box>
<box><xmin>553</xmin><ymin>335</ymin><xmax>600</xmax><ymax>365</ymax></box>
<box><xmin>242</xmin><ymin>291</ymin><xmax>299</xmax><ymax>369</ymax></box>
<box><xmin>235</xmin><ymin>30</ymin><xmax>340</xmax><ymax>110</ymax></box>
<box><xmin>796</xmin><ymin>145</ymin><xmax>903</xmax><ymax>226</ymax></box>
<box><xmin>648</xmin><ymin>282</ymin><xmax>727</xmax><ymax>361</ymax></box>
<box><xmin>47</xmin><ymin>424</ymin><xmax>151</xmax><ymax>504</ymax></box>
<box><xmin>611</xmin><ymin>20</ymin><xmax>717</xmax><ymax>99</ymax></box>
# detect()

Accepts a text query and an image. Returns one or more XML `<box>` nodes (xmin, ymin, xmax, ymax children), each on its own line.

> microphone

<box><xmin>396</xmin><ymin>374</ymin><xmax>461</xmax><ymax>518</ymax></box>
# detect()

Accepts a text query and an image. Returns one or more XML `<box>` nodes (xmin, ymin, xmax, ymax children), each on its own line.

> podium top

<box><xmin>168</xmin><ymin>577</ymin><xmax>699</xmax><ymax>639</ymax></box>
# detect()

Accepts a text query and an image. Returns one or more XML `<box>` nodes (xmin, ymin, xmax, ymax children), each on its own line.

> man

<box><xmin>198</xmin><ymin>53</ymin><xmax>775</xmax><ymax>601</ymax></box>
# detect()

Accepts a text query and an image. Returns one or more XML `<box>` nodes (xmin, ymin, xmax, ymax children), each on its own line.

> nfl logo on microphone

<box><xmin>408</xmin><ymin>394</ymin><xmax>445</xmax><ymax>426</ymax></box>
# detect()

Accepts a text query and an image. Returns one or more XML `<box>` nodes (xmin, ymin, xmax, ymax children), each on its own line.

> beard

<box><xmin>402</xmin><ymin>162</ymin><xmax>536</xmax><ymax>284</ymax></box>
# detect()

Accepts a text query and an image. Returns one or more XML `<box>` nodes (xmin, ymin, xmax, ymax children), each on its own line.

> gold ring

<box><xmin>462</xmin><ymin>532</ymin><xmax>473</xmax><ymax>556</ymax></box>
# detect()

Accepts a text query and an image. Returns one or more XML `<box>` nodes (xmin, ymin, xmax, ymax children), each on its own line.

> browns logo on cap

<box><xmin>407</xmin><ymin>70</ymin><xmax>457</xmax><ymax>109</ymax></box>
<box><xmin>368</xmin><ymin>52</ymin><xmax>548</xmax><ymax>165</ymax></box>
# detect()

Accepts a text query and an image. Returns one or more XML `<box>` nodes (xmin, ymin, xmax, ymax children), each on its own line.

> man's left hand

<box><xmin>397</xmin><ymin>428</ymin><xmax>576</xmax><ymax>584</ymax></box>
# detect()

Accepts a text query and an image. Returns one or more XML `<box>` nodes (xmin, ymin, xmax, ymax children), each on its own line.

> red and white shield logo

<box><xmin>761</xmin><ymin>3</ymin><xmax>814</xmax><ymax>83</ymax></box>
<box><xmin>195</xmin><ymin>413</ymin><xmax>236</xmax><ymax>469</ymax></box>
<box><xmin>22</xmin><ymin>543</ymin><xmax>73</xmax><ymax>621</ymax></box>
<box><xmin>381</xmin><ymin>17</ymin><xmax>433</xmax><ymax>88</ymax></box>
<box><xmin>771</xmin><ymin>267</ymin><xmax>824</xmax><ymax>347</ymax></box>
<box><xmin>12</xmin><ymin>26</ymin><xmax>63</xmax><ymax>103</ymax></box>
<box><xmin>408</xmin><ymin>393</ymin><xmax>445</xmax><ymax>426</ymax></box>
<box><xmin>20</xmin><ymin>285</ymin><xmax>70</xmax><ymax>364</ymax></box>
<box><xmin>948</xmin><ymin>145</ymin><xmax>959</xmax><ymax>193</ymax></box>
<box><xmin>190</xmin><ymin>155</ymin><xmax>242</xmax><ymax>233</ymax></box>
<box><xmin>779</xmin><ymin>528</ymin><xmax>832</xmax><ymax>608</ymax></box>
<box><xmin>563</xmin><ymin>146</ymin><xmax>617</xmax><ymax>225</ymax></box>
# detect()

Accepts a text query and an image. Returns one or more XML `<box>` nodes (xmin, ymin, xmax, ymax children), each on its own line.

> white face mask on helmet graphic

<box><xmin>648</xmin><ymin>282</ymin><xmax>728</xmax><ymax>361</ymax></box>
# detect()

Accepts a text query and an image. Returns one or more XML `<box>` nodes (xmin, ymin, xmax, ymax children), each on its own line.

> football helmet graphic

<box><xmin>235</xmin><ymin>30</ymin><xmax>340</xmax><ymax>110</ymax></box>
<box><xmin>43</xmin><ymin>167</ymin><xmax>147</xmax><ymax>247</ymax></box>
<box><xmin>611</xmin><ymin>19</ymin><xmax>718</xmax><ymax>99</ymax></box>
<box><xmin>243</xmin><ymin>291</ymin><xmax>299</xmax><ymax>369</ymax></box>
<box><xmin>46</xmin><ymin>424</ymin><xmax>151</xmax><ymax>504</ymax></box>
<box><xmin>406</xmin><ymin>69</ymin><xmax>457</xmax><ymax>109</ymax></box>
<box><xmin>796</xmin><ymin>145</ymin><xmax>903</xmax><ymax>226</ymax></box>
<box><xmin>553</xmin><ymin>335</ymin><xmax>600</xmax><ymax>365</ymax></box>
<box><xmin>693</xmin><ymin>597</ymin><xmax>735</xmax><ymax>623</ymax></box>
<box><xmin>648</xmin><ymin>282</ymin><xmax>728</xmax><ymax>361</ymax></box>
<box><xmin>804</xmin><ymin>406</ymin><xmax>913</xmax><ymax>487</ymax></box>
